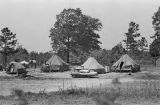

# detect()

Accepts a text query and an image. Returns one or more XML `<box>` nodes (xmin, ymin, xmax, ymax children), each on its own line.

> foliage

<box><xmin>0</xmin><ymin>27</ymin><xmax>17</xmax><ymax>54</ymax></box>
<box><xmin>56</xmin><ymin>47</ymin><xmax>89</xmax><ymax>65</ymax></box>
<box><xmin>151</xmin><ymin>7</ymin><xmax>160</xmax><ymax>39</ymax></box>
<box><xmin>29</xmin><ymin>51</ymin><xmax>52</xmax><ymax>66</ymax></box>
<box><xmin>49</xmin><ymin>8</ymin><xmax>102</xmax><ymax>63</ymax></box>
<box><xmin>90</xmin><ymin>49</ymin><xmax>112</xmax><ymax>66</ymax></box>
<box><xmin>3</xmin><ymin>48</ymin><xmax>52</xmax><ymax>66</ymax></box>
<box><xmin>138</xmin><ymin>37</ymin><xmax>148</xmax><ymax>52</ymax></box>
<box><xmin>137</xmin><ymin>37</ymin><xmax>148</xmax><ymax>63</ymax></box>
<box><xmin>149</xmin><ymin>39</ymin><xmax>160</xmax><ymax>66</ymax></box>
<box><xmin>149</xmin><ymin>39</ymin><xmax>160</xmax><ymax>57</ymax></box>
<box><xmin>110</xmin><ymin>43</ymin><xmax>125</xmax><ymax>64</ymax></box>
<box><xmin>123</xmin><ymin>21</ymin><xmax>141</xmax><ymax>55</ymax></box>
<box><xmin>150</xmin><ymin>7</ymin><xmax>160</xmax><ymax>64</ymax></box>
<box><xmin>0</xmin><ymin>27</ymin><xmax>17</xmax><ymax>68</ymax></box>
<box><xmin>9</xmin><ymin>46</ymin><xmax>29</xmax><ymax>62</ymax></box>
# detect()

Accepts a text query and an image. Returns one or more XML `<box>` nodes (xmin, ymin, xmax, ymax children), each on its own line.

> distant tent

<box><xmin>46</xmin><ymin>55</ymin><xmax>68</xmax><ymax>66</ymax></box>
<box><xmin>21</xmin><ymin>60</ymin><xmax>29</xmax><ymax>65</ymax></box>
<box><xmin>112</xmin><ymin>54</ymin><xmax>140</xmax><ymax>72</ymax></box>
<box><xmin>46</xmin><ymin>54</ymin><xmax>69</xmax><ymax>71</ymax></box>
<box><xmin>81</xmin><ymin>57</ymin><xmax>105</xmax><ymax>74</ymax></box>
<box><xmin>7</xmin><ymin>62</ymin><xmax>25</xmax><ymax>74</ymax></box>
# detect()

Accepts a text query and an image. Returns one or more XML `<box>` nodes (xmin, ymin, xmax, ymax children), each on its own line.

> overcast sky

<box><xmin>0</xmin><ymin>0</ymin><xmax>160</xmax><ymax>52</ymax></box>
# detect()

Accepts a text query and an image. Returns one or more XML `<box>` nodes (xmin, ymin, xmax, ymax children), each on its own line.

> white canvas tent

<box><xmin>45</xmin><ymin>54</ymin><xmax>69</xmax><ymax>71</ymax></box>
<box><xmin>46</xmin><ymin>55</ymin><xmax>68</xmax><ymax>66</ymax></box>
<box><xmin>81</xmin><ymin>57</ymin><xmax>105</xmax><ymax>73</ymax></box>
<box><xmin>112</xmin><ymin>54</ymin><xmax>138</xmax><ymax>71</ymax></box>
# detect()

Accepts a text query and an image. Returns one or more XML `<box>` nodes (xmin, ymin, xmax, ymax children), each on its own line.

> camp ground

<box><xmin>1</xmin><ymin>1</ymin><xmax>160</xmax><ymax>105</ymax></box>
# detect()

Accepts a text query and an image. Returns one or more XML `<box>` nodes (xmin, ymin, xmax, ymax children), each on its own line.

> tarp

<box><xmin>112</xmin><ymin>54</ymin><xmax>137</xmax><ymax>70</ymax></box>
<box><xmin>81</xmin><ymin>57</ymin><xmax>104</xmax><ymax>70</ymax></box>
<box><xmin>46</xmin><ymin>54</ymin><xmax>68</xmax><ymax>66</ymax></box>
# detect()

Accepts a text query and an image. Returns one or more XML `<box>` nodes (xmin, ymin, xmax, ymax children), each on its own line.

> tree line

<box><xmin>0</xmin><ymin>7</ymin><xmax>160</xmax><ymax>67</ymax></box>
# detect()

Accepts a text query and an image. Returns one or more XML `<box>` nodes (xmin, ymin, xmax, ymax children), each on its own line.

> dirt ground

<box><xmin>0</xmin><ymin>68</ymin><xmax>136</xmax><ymax>96</ymax></box>
<box><xmin>1</xmin><ymin>67</ymin><xmax>160</xmax><ymax>105</ymax></box>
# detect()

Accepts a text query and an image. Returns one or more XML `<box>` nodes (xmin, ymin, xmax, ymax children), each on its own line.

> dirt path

<box><xmin>0</xmin><ymin>70</ymin><xmax>135</xmax><ymax>96</ymax></box>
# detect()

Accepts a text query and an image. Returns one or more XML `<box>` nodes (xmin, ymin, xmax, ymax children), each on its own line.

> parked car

<box><xmin>71</xmin><ymin>69</ymin><xmax>98</xmax><ymax>78</ymax></box>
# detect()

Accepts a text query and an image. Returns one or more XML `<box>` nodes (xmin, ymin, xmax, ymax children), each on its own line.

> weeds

<box><xmin>11</xmin><ymin>89</ymin><xmax>28</xmax><ymax>105</ymax></box>
<box><xmin>136</xmin><ymin>72</ymin><xmax>160</xmax><ymax>80</ymax></box>
<box><xmin>94</xmin><ymin>78</ymin><xmax>121</xmax><ymax>105</ymax></box>
<box><xmin>1</xmin><ymin>78</ymin><xmax>160</xmax><ymax>105</ymax></box>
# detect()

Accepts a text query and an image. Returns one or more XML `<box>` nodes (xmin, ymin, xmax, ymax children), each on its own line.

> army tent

<box><xmin>81</xmin><ymin>57</ymin><xmax>105</xmax><ymax>74</ymax></box>
<box><xmin>45</xmin><ymin>55</ymin><xmax>69</xmax><ymax>71</ymax></box>
<box><xmin>46</xmin><ymin>55</ymin><xmax>68</xmax><ymax>66</ymax></box>
<box><xmin>7</xmin><ymin>62</ymin><xmax>26</xmax><ymax>74</ymax></box>
<box><xmin>112</xmin><ymin>54</ymin><xmax>140</xmax><ymax>72</ymax></box>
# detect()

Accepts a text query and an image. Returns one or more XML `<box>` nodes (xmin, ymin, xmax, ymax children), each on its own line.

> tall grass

<box><xmin>11</xmin><ymin>89</ymin><xmax>28</xmax><ymax>105</ymax></box>
<box><xmin>55</xmin><ymin>78</ymin><xmax>160</xmax><ymax>105</ymax></box>
<box><xmin>1</xmin><ymin>78</ymin><xmax>160</xmax><ymax>105</ymax></box>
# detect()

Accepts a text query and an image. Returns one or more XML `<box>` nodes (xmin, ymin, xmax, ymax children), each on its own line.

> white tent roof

<box><xmin>46</xmin><ymin>54</ymin><xmax>68</xmax><ymax>66</ymax></box>
<box><xmin>21</xmin><ymin>60</ymin><xmax>29</xmax><ymax>64</ymax></box>
<box><xmin>112</xmin><ymin>54</ymin><xmax>137</xmax><ymax>69</ymax></box>
<box><xmin>81</xmin><ymin>57</ymin><xmax>104</xmax><ymax>69</ymax></box>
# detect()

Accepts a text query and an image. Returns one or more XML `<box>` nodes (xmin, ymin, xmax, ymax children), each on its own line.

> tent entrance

<box><xmin>120</xmin><ymin>61</ymin><xmax>124</xmax><ymax>70</ymax></box>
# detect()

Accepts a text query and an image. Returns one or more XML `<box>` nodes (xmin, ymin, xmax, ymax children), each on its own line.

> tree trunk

<box><xmin>67</xmin><ymin>34</ymin><xmax>70</xmax><ymax>64</ymax></box>
<box><xmin>155</xmin><ymin>57</ymin><xmax>157</xmax><ymax>66</ymax></box>
<box><xmin>2</xmin><ymin>53</ymin><xmax>7</xmax><ymax>71</ymax></box>
<box><xmin>4</xmin><ymin>53</ymin><xmax>6</xmax><ymax>71</ymax></box>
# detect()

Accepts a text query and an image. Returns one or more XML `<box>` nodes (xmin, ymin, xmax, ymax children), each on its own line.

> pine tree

<box><xmin>0</xmin><ymin>27</ymin><xmax>17</xmax><ymax>70</ymax></box>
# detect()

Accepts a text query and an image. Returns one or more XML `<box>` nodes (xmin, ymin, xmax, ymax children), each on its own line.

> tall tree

<box><xmin>138</xmin><ymin>37</ymin><xmax>148</xmax><ymax>51</ymax></box>
<box><xmin>10</xmin><ymin>46</ymin><xmax>29</xmax><ymax>62</ymax></box>
<box><xmin>149</xmin><ymin>39</ymin><xmax>160</xmax><ymax>65</ymax></box>
<box><xmin>0</xmin><ymin>27</ymin><xmax>17</xmax><ymax>70</ymax></box>
<box><xmin>111</xmin><ymin>42</ymin><xmax>125</xmax><ymax>55</ymax></box>
<box><xmin>138</xmin><ymin>37</ymin><xmax>148</xmax><ymax>64</ymax></box>
<box><xmin>151</xmin><ymin>7</ymin><xmax>160</xmax><ymax>39</ymax></box>
<box><xmin>49</xmin><ymin>8</ymin><xmax>102</xmax><ymax>63</ymax></box>
<box><xmin>150</xmin><ymin>7</ymin><xmax>160</xmax><ymax>65</ymax></box>
<box><xmin>111</xmin><ymin>42</ymin><xmax>125</xmax><ymax>63</ymax></box>
<box><xmin>123</xmin><ymin>21</ymin><xmax>141</xmax><ymax>56</ymax></box>
<box><xmin>90</xmin><ymin>49</ymin><xmax>112</xmax><ymax>66</ymax></box>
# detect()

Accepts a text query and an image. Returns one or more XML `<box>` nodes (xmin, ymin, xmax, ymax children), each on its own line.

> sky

<box><xmin>0</xmin><ymin>0</ymin><xmax>160</xmax><ymax>52</ymax></box>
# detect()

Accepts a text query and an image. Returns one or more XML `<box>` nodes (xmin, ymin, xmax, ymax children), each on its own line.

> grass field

<box><xmin>0</xmin><ymin>66</ymin><xmax>160</xmax><ymax>105</ymax></box>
